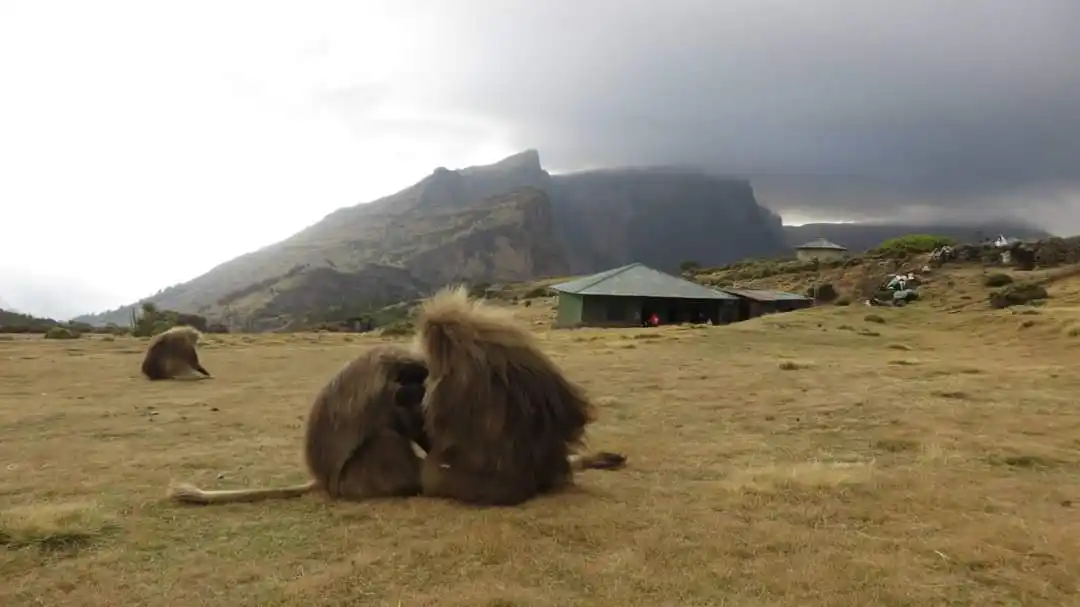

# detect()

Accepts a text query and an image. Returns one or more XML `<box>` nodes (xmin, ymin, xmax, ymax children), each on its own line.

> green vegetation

<box><xmin>0</xmin><ymin>308</ymin><xmax>59</xmax><ymax>333</ymax></box>
<box><xmin>988</xmin><ymin>283</ymin><xmax>1048</xmax><ymax>309</ymax></box>
<box><xmin>0</xmin><ymin>308</ymin><xmax>126</xmax><ymax>337</ymax></box>
<box><xmin>983</xmin><ymin>273</ymin><xmax>1014</xmax><ymax>287</ymax></box>
<box><xmin>43</xmin><ymin>326</ymin><xmax>79</xmax><ymax>339</ymax></box>
<box><xmin>806</xmin><ymin>283</ymin><xmax>838</xmax><ymax>303</ymax></box>
<box><xmin>468</xmin><ymin>282</ymin><xmax>492</xmax><ymax>299</ymax></box>
<box><xmin>129</xmin><ymin>303</ymin><xmax>209</xmax><ymax>338</ymax></box>
<box><xmin>873</xmin><ymin>234</ymin><xmax>955</xmax><ymax>257</ymax></box>
<box><xmin>380</xmin><ymin>320</ymin><xmax>415</xmax><ymax>337</ymax></box>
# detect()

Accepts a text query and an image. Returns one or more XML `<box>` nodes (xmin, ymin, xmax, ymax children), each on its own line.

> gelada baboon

<box><xmin>141</xmin><ymin>325</ymin><xmax>212</xmax><ymax>381</ymax></box>
<box><xmin>416</xmin><ymin>286</ymin><xmax>626</xmax><ymax>507</ymax></box>
<box><xmin>167</xmin><ymin>345</ymin><xmax>430</xmax><ymax>504</ymax></box>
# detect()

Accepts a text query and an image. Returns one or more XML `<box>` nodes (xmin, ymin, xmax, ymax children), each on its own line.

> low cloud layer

<box><xmin>318</xmin><ymin>0</ymin><xmax>1080</xmax><ymax>227</ymax></box>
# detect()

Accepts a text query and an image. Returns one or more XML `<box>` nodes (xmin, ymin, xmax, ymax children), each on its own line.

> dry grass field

<box><xmin>4</xmin><ymin>273</ymin><xmax>1080</xmax><ymax>605</ymax></box>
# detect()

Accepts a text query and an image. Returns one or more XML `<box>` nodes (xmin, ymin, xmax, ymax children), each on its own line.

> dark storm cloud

<box><xmin>325</xmin><ymin>0</ymin><xmax>1080</xmax><ymax>230</ymax></box>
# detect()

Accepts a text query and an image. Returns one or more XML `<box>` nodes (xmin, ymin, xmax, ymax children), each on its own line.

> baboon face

<box><xmin>392</xmin><ymin>361</ymin><xmax>429</xmax><ymax>451</ymax></box>
<box><xmin>395</xmin><ymin>361</ymin><xmax>428</xmax><ymax>386</ymax></box>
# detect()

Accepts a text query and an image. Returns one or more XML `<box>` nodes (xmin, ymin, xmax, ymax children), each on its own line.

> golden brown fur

<box><xmin>415</xmin><ymin>286</ymin><xmax>624</xmax><ymax>506</ymax></box>
<box><xmin>141</xmin><ymin>325</ymin><xmax>212</xmax><ymax>381</ymax></box>
<box><xmin>168</xmin><ymin>345</ymin><xmax>430</xmax><ymax>505</ymax></box>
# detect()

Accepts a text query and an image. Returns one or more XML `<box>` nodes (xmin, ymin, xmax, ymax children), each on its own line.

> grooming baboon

<box><xmin>168</xmin><ymin>345</ymin><xmax>431</xmax><ymax>504</ymax></box>
<box><xmin>166</xmin><ymin>330</ymin><xmax>626</xmax><ymax>507</ymax></box>
<box><xmin>415</xmin><ymin>285</ymin><xmax>626</xmax><ymax>506</ymax></box>
<box><xmin>141</xmin><ymin>325</ymin><xmax>212</xmax><ymax>380</ymax></box>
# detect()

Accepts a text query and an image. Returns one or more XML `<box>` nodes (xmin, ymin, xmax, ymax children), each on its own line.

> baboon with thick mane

<box><xmin>167</xmin><ymin>337</ymin><xmax>624</xmax><ymax>506</ymax></box>
<box><xmin>141</xmin><ymin>325</ymin><xmax>212</xmax><ymax>381</ymax></box>
<box><xmin>168</xmin><ymin>345</ymin><xmax>431</xmax><ymax>504</ymax></box>
<box><xmin>416</xmin><ymin>285</ymin><xmax>625</xmax><ymax>506</ymax></box>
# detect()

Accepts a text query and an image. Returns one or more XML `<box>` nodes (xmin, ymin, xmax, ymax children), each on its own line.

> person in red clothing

<box><xmin>648</xmin><ymin>312</ymin><xmax>660</xmax><ymax>327</ymax></box>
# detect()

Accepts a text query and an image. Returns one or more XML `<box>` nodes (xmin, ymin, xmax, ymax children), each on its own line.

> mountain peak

<box><xmin>455</xmin><ymin>149</ymin><xmax>543</xmax><ymax>175</ymax></box>
<box><xmin>493</xmin><ymin>149</ymin><xmax>541</xmax><ymax>170</ymax></box>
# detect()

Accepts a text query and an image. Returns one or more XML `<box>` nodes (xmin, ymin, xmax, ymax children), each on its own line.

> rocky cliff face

<box><xmin>549</xmin><ymin>168</ymin><xmax>787</xmax><ymax>273</ymax></box>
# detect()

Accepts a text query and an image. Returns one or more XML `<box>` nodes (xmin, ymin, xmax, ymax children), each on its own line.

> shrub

<box><xmin>989</xmin><ymin>283</ymin><xmax>1048</xmax><ymax>309</ymax></box>
<box><xmin>467</xmin><ymin>283</ymin><xmax>491</xmax><ymax>299</ymax></box>
<box><xmin>380</xmin><ymin>321</ymin><xmax>415</xmax><ymax>337</ymax></box>
<box><xmin>834</xmin><ymin>296</ymin><xmax>851</xmax><ymax>306</ymax></box>
<box><xmin>984</xmin><ymin>273</ymin><xmax>1014</xmax><ymax>287</ymax></box>
<box><xmin>864</xmin><ymin>314</ymin><xmax>886</xmax><ymax>324</ymax></box>
<box><xmin>874</xmin><ymin>234</ymin><xmax>955</xmax><ymax>257</ymax></box>
<box><xmin>523</xmin><ymin>287</ymin><xmax>549</xmax><ymax>299</ymax></box>
<box><xmin>806</xmin><ymin>283</ymin><xmax>838</xmax><ymax>302</ymax></box>
<box><xmin>44</xmin><ymin>327</ymin><xmax>79</xmax><ymax>339</ymax></box>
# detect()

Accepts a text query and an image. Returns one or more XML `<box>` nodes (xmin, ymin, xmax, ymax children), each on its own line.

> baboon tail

<box><xmin>167</xmin><ymin>479</ymin><xmax>318</xmax><ymax>505</ymax></box>
<box><xmin>569</xmin><ymin>451</ymin><xmax>627</xmax><ymax>471</ymax></box>
<box><xmin>194</xmin><ymin>364</ymin><xmax>212</xmax><ymax>377</ymax></box>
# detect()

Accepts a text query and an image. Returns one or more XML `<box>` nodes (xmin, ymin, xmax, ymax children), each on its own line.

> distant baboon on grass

<box><xmin>168</xmin><ymin>345</ymin><xmax>430</xmax><ymax>504</ymax></box>
<box><xmin>415</xmin><ymin>286</ymin><xmax>626</xmax><ymax>506</ymax></box>
<box><xmin>141</xmin><ymin>325</ymin><xmax>211</xmax><ymax>381</ymax></box>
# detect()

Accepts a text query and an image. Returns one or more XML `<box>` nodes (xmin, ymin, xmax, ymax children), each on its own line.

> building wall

<box><xmin>581</xmin><ymin>295</ymin><xmax>644</xmax><ymax>325</ymax></box>
<box><xmin>795</xmin><ymin>248</ymin><xmax>846</xmax><ymax>262</ymax></box>
<box><xmin>555</xmin><ymin>293</ymin><xmax>585</xmax><ymax>327</ymax></box>
<box><xmin>558</xmin><ymin>295</ymin><xmax>736</xmax><ymax>327</ymax></box>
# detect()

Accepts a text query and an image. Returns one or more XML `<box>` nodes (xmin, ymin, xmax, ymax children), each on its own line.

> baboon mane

<box><xmin>415</xmin><ymin>286</ymin><xmax>597</xmax><ymax>506</ymax></box>
<box><xmin>141</xmin><ymin>325</ymin><xmax>211</xmax><ymax>381</ymax></box>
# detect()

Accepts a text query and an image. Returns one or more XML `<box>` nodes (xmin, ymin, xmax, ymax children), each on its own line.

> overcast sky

<box><xmin>2</xmin><ymin>0</ymin><xmax>1078</xmax><ymax>318</ymax></box>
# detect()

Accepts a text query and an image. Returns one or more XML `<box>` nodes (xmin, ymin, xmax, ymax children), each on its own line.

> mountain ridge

<box><xmin>73</xmin><ymin>150</ymin><xmax>1051</xmax><ymax>327</ymax></box>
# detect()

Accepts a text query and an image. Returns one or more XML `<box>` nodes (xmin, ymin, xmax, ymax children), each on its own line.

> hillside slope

<box><xmin>76</xmin><ymin>151</ymin><xmax>790</xmax><ymax>327</ymax></box>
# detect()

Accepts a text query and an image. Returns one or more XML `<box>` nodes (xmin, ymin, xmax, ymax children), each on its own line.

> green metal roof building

<box><xmin>548</xmin><ymin>263</ymin><xmax>740</xmax><ymax>328</ymax></box>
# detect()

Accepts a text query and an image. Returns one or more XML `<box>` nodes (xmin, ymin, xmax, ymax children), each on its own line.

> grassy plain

<box><xmin>3</xmin><ymin>273</ymin><xmax>1080</xmax><ymax>606</ymax></box>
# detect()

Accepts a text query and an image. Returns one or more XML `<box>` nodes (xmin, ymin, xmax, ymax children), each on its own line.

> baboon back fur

<box><xmin>415</xmin><ymin>286</ymin><xmax>598</xmax><ymax>506</ymax></box>
<box><xmin>305</xmin><ymin>345</ymin><xmax>429</xmax><ymax>500</ymax></box>
<box><xmin>141</xmin><ymin>325</ymin><xmax>211</xmax><ymax>380</ymax></box>
<box><xmin>168</xmin><ymin>345</ymin><xmax>430</xmax><ymax>505</ymax></box>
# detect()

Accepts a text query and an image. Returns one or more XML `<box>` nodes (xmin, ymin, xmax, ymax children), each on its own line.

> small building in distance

<box><xmin>549</xmin><ymin>263</ymin><xmax>739</xmax><ymax>328</ymax></box>
<box><xmin>794</xmin><ymin>238</ymin><xmax>848</xmax><ymax>262</ymax></box>
<box><xmin>720</xmin><ymin>287</ymin><xmax>814</xmax><ymax>321</ymax></box>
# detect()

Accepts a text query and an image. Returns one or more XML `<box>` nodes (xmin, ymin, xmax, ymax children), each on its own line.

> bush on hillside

<box><xmin>523</xmin><ymin>287</ymin><xmax>549</xmax><ymax>299</ymax></box>
<box><xmin>984</xmin><ymin>273</ymin><xmax>1014</xmax><ymax>287</ymax></box>
<box><xmin>44</xmin><ymin>326</ymin><xmax>79</xmax><ymax>339</ymax></box>
<box><xmin>806</xmin><ymin>283</ymin><xmax>838</xmax><ymax>302</ymax></box>
<box><xmin>874</xmin><ymin>234</ymin><xmax>955</xmax><ymax>257</ymax></box>
<box><xmin>380</xmin><ymin>321</ymin><xmax>415</xmax><ymax>337</ymax></box>
<box><xmin>468</xmin><ymin>283</ymin><xmax>491</xmax><ymax>299</ymax></box>
<box><xmin>834</xmin><ymin>296</ymin><xmax>851</xmax><ymax>306</ymax></box>
<box><xmin>129</xmin><ymin>302</ymin><xmax>209</xmax><ymax>338</ymax></box>
<box><xmin>989</xmin><ymin>283</ymin><xmax>1048</xmax><ymax>309</ymax></box>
